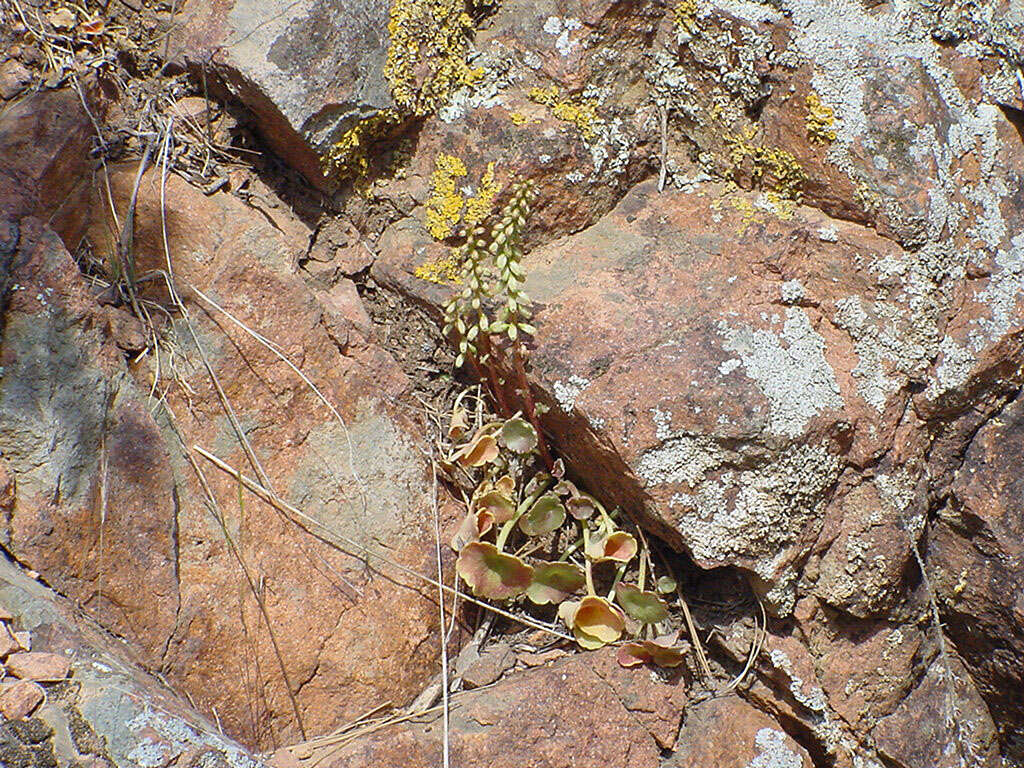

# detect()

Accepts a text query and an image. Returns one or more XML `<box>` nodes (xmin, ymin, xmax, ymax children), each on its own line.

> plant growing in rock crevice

<box><xmin>445</xmin><ymin>409</ymin><xmax>690</xmax><ymax>665</ymax></box>
<box><xmin>441</xmin><ymin>178</ymin><xmax>552</xmax><ymax>468</ymax></box>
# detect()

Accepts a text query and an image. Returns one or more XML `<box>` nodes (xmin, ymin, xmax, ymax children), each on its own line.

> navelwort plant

<box><xmin>445</xmin><ymin>407</ymin><xmax>690</xmax><ymax>664</ymax></box>
<box><xmin>441</xmin><ymin>179</ymin><xmax>552</xmax><ymax>468</ymax></box>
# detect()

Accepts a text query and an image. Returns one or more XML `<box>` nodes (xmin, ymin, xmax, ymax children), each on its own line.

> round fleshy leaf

<box><xmin>456</xmin><ymin>542</ymin><xmax>533</xmax><ymax>600</ymax></box>
<box><xmin>526</xmin><ymin>562</ymin><xmax>585</xmax><ymax>605</ymax></box>
<box><xmin>569</xmin><ymin>596</ymin><xmax>625</xmax><ymax>648</ymax></box>
<box><xmin>495</xmin><ymin>475</ymin><xmax>516</xmax><ymax>495</ymax></box>
<box><xmin>499</xmin><ymin>417</ymin><xmax>538</xmax><ymax>454</ymax></box>
<box><xmin>519</xmin><ymin>494</ymin><xmax>566</xmax><ymax>537</ymax></box>
<box><xmin>476</xmin><ymin>490</ymin><xmax>516</xmax><ymax>523</ymax></box>
<box><xmin>614</xmin><ymin>583</ymin><xmax>670</xmax><ymax>624</ymax></box>
<box><xmin>557</xmin><ymin>599</ymin><xmax>581</xmax><ymax>627</ymax></box>
<box><xmin>616</xmin><ymin>635</ymin><xmax>689</xmax><ymax>668</ymax></box>
<box><xmin>450</xmin><ymin>510</ymin><xmax>495</xmax><ymax>551</ymax></box>
<box><xmin>566</xmin><ymin>494</ymin><xmax>597</xmax><ymax>520</ymax></box>
<box><xmin>616</xmin><ymin>643</ymin><xmax>652</xmax><ymax>668</ymax></box>
<box><xmin>451</xmin><ymin>432</ymin><xmax>500</xmax><ymax>467</ymax></box>
<box><xmin>586</xmin><ymin>531</ymin><xmax>638</xmax><ymax>563</ymax></box>
<box><xmin>656</xmin><ymin>576</ymin><xmax>678</xmax><ymax>594</ymax></box>
<box><xmin>552</xmin><ymin>480</ymin><xmax>578</xmax><ymax>497</ymax></box>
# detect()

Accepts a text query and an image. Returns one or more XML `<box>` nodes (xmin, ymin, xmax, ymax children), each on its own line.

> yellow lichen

<box><xmin>426</xmin><ymin>154</ymin><xmax>469</xmax><ymax>240</ymax></box>
<box><xmin>711</xmin><ymin>186</ymin><xmax>796</xmax><ymax>235</ymax></box>
<box><xmin>464</xmin><ymin>161</ymin><xmax>499</xmax><ymax>228</ymax></box>
<box><xmin>672</xmin><ymin>0</ymin><xmax>699</xmax><ymax>36</ymax></box>
<box><xmin>414</xmin><ymin>249</ymin><xmax>463</xmax><ymax>284</ymax></box>
<box><xmin>805</xmin><ymin>91</ymin><xmax>837</xmax><ymax>144</ymax></box>
<box><xmin>508</xmin><ymin>111</ymin><xmax>528</xmax><ymax>126</ymax></box>
<box><xmin>324</xmin><ymin>0</ymin><xmax>482</xmax><ymax>183</ymax></box>
<box><xmin>322</xmin><ymin>109</ymin><xmax>402</xmax><ymax>182</ymax></box>
<box><xmin>725</xmin><ymin>126</ymin><xmax>807</xmax><ymax>201</ymax></box>
<box><xmin>384</xmin><ymin>0</ymin><xmax>480</xmax><ymax>116</ymax></box>
<box><xmin>417</xmin><ymin>160</ymin><xmax>506</xmax><ymax>284</ymax></box>
<box><xmin>528</xmin><ymin>85</ymin><xmax>600</xmax><ymax>142</ymax></box>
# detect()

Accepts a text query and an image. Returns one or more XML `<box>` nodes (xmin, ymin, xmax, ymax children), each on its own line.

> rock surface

<box><xmin>3</xmin><ymin>0</ymin><xmax>1024</xmax><ymax>765</ymax></box>
<box><xmin>301</xmin><ymin>648</ymin><xmax>686</xmax><ymax>768</ymax></box>
<box><xmin>666</xmin><ymin>696</ymin><xmax>812</xmax><ymax>768</ymax></box>
<box><xmin>1</xmin><ymin>87</ymin><xmax>459</xmax><ymax>750</ymax></box>
<box><xmin>169</xmin><ymin>0</ymin><xmax>395</xmax><ymax>188</ymax></box>
<box><xmin>0</xmin><ymin>551</ymin><xmax>264</xmax><ymax>768</ymax></box>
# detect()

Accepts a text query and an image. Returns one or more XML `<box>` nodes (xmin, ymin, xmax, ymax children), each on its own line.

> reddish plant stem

<box><xmin>473</xmin><ymin>335</ymin><xmax>511</xmax><ymax>417</ymax></box>
<box><xmin>510</xmin><ymin>342</ymin><xmax>553</xmax><ymax>471</ymax></box>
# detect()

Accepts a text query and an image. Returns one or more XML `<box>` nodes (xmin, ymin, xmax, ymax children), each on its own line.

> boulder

<box><xmin>665</xmin><ymin>696</ymin><xmax>812</xmax><ymax>768</ymax></box>
<box><xmin>168</xmin><ymin>0</ymin><xmax>395</xmax><ymax>188</ymax></box>
<box><xmin>305</xmin><ymin>647</ymin><xmax>686</xmax><ymax>768</ymax></box>
<box><xmin>931</xmin><ymin>389</ymin><xmax>1024</xmax><ymax>757</ymax></box>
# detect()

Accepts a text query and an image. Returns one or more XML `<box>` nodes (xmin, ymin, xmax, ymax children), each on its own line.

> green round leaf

<box><xmin>499</xmin><ymin>417</ymin><xmax>538</xmax><ymax>454</ymax></box>
<box><xmin>526</xmin><ymin>562</ymin><xmax>585</xmax><ymax>605</ymax></box>
<box><xmin>456</xmin><ymin>542</ymin><xmax>533</xmax><ymax>600</ymax></box>
<box><xmin>586</xmin><ymin>531</ymin><xmax>638</xmax><ymax>563</ymax></box>
<box><xmin>519</xmin><ymin>494</ymin><xmax>566</xmax><ymax>536</ymax></box>
<box><xmin>614</xmin><ymin>583</ymin><xmax>670</xmax><ymax>624</ymax></box>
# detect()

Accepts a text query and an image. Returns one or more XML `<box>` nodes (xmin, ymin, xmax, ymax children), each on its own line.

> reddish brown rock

<box><xmin>314</xmin><ymin>648</ymin><xmax>685</xmax><ymax>768</ymax></box>
<box><xmin>79</xmin><ymin>165</ymin><xmax>453</xmax><ymax>748</ymax></box>
<box><xmin>168</xmin><ymin>0</ymin><xmax>395</xmax><ymax>188</ymax></box>
<box><xmin>0</xmin><ymin>679</ymin><xmax>44</xmax><ymax>720</ymax></box>
<box><xmin>0</xmin><ymin>84</ymin><xmax>105</xmax><ymax>245</ymax></box>
<box><xmin>0</xmin><ymin>216</ymin><xmax>181</xmax><ymax>671</ymax></box>
<box><xmin>0</xmin><ymin>624</ymin><xmax>17</xmax><ymax>658</ymax></box>
<box><xmin>665</xmin><ymin>696</ymin><xmax>812</xmax><ymax>768</ymax></box>
<box><xmin>5</xmin><ymin>651</ymin><xmax>71</xmax><ymax>682</ymax></box>
<box><xmin>812</xmin><ymin>479</ymin><xmax>915</xmax><ymax>618</ymax></box>
<box><xmin>458</xmin><ymin>641</ymin><xmax>515</xmax><ymax>689</ymax></box>
<box><xmin>873</xmin><ymin>656</ymin><xmax>1002</xmax><ymax>768</ymax></box>
<box><xmin>931</xmin><ymin>390</ymin><xmax>1024</xmax><ymax>756</ymax></box>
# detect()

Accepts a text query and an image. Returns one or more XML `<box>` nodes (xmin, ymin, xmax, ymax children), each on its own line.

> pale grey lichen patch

<box><xmin>637</xmin><ymin>434</ymin><xmax>728</xmax><ymax>487</ymax></box>
<box><xmin>542</xmin><ymin>15</ymin><xmax>582</xmax><ymax>58</ymax></box>
<box><xmin>746</xmin><ymin>728</ymin><xmax>805</xmax><ymax>768</ymax></box>
<box><xmin>126</xmin><ymin>708</ymin><xmax>261</xmax><ymax>768</ymax></box>
<box><xmin>927</xmin><ymin>336</ymin><xmax>974</xmax><ymax>398</ymax></box>
<box><xmin>718</xmin><ymin>307</ymin><xmax>843</xmax><ymax>438</ymax></box>
<box><xmin>667</xmin><ymin>443</ymin><xmax>842</xmax><ymax>613</ymax></box>
<box><xmin>553</xmin><ymin>374</ymin><xmax>592</xmax><ymax>413</ymax></box>
<box><xmin>780</xmin><ymin>280</ymin><xmax>805</xmax><ymax>305</ymax></box>
<box><xmin>769</xmin><ymin>648</ymin><xmax>829</xmax><ymax>714</ymax></box>
<box><xmin>976</xmin><ymin>232</ymin><xmax>1024</xmax><ymax>342</ymax></box>
<box><xmin>438</xmin><ymin>42</ymin><xmax>524</xmax><ymax>123</ymax></box>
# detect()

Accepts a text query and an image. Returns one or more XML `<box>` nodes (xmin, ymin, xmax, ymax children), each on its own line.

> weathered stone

<box><xmin>0</xmin><ymin>84</ymin><xmax>104</xmax><ymax>246</ymax></box>
<box><xmin>0</xmin><ymin>216</ymin><xmax>181</xmax><ymax>671</ymax></box>
<box><xmin>79</xmin><ymin>165</ymin><xmax>451</xmax><ymax>748</ymax></box>
<box><xmin>0</xmin><ymin>624</ymin><xmax>18</xmax><ymax>658</ymax></box>
<box><xmin>873</xmin><ymin>655</ymin><xmax>1002</xmax><ymax>768</ymax></box>
<box><xmin>458</xmin><ymin>641</ymin><xmax>515</xmax><ymax>689</ymax></box>
<box><xmin>169</xmin><ymin>0</ymin><xmax>395</xmax><ymax>188</ymax></box>
<box><xmin>310</xmin><ymin>648</ymin><xmax>685</xmax><ymax>768</ymax></box>
<box><xmin>0</xmin><ymin>60</ymin><xmax>32</xmax><ymax>101</ymax></box>
<box><xmin>5</xmin><ymin>652</ymin><xmax>70</xmax><ymax>682</ymax></box>
<box><xmin>813</xmin><ymin>480</ymin><xmax>914</xmax><ymax>618</ymax></box>
<box><xmin>931</xmin><ymin>389</ymin><xmax>1024</xmax><ymax>758</ymax></box>
<box><xmin>664</xmin><ymin>696</ymin><xmax>812</xmax><ymax>768</ymax></box>
<box><xmin>0</xmin><ymin>680</ymin><xmax>44</xmax><ymax>720</ymax></box>
<box><xmin>0</xmin><ymin>551</ymin><xmax>265</xmax><ymax>767</ymax></box>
